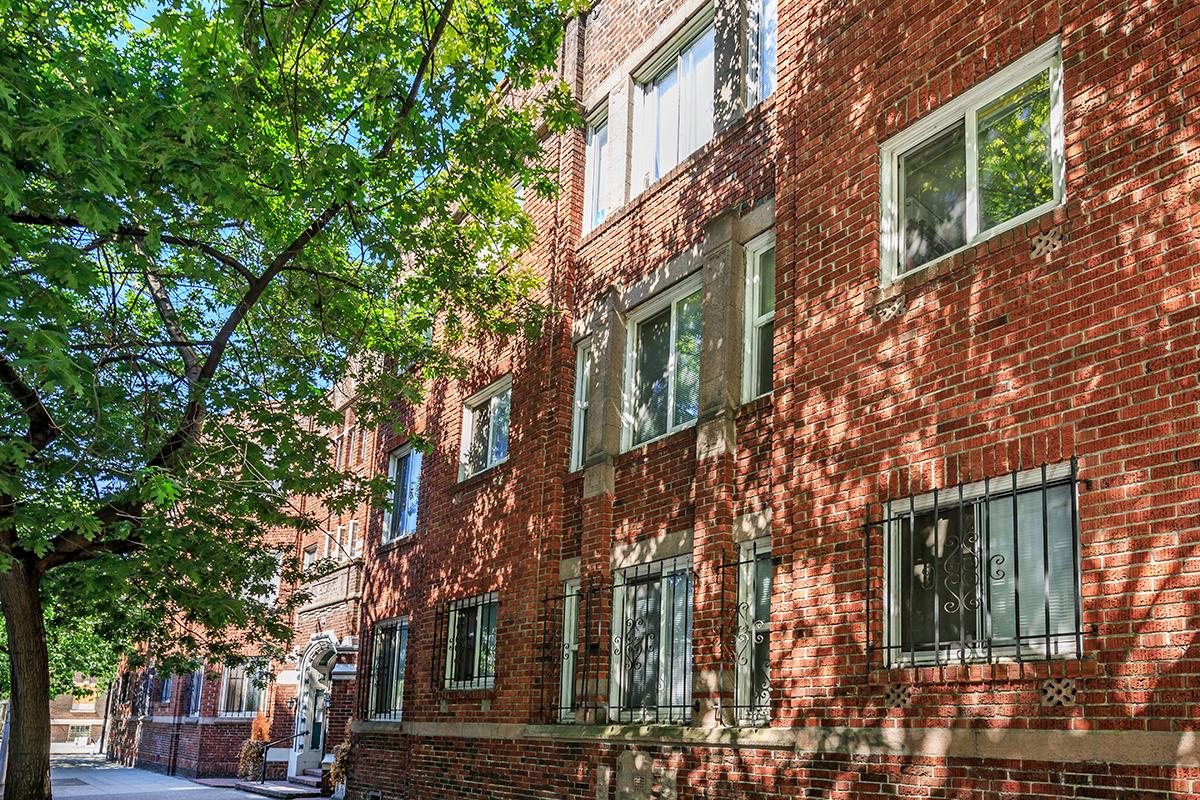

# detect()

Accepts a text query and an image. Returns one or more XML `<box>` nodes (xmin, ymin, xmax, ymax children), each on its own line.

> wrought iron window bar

<box><xmin>717</xmin><ymin>540</ymin><xmax>775</xmax><ymax>726</ymax></box>
<box><xmin>865</xmin><ymin>459</ymin><xmax>1085</xmax><ymax>668</ymax></box>
<box><xmin>432</xmin><ymin>593</ymin><xmax>498</xmax><ymax>691</ymax></box>
<box><xmin>537</xmin><ymin>580</ymin><xmax>604</xmax><ymax>724</ymax></box>
<box><xmin>366</xmin><ymin>618</ymin><xmax>408</xmax><ymax>721</ymax></box>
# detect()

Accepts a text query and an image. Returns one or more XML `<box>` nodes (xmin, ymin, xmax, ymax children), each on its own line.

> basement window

<box><xmin>880</xmin><ymin>38</ymin><xmax>1064</xmax><ymax>282</ymax></box>
<box><xmin>439</xmin><ymin>593</ymin><xmax>499</xmax><ymax>690</ymax></box>
<box><xmin>873</xmin><ymin>461</ymin><xmax>1084</xmax><ymax>666</ymax></box>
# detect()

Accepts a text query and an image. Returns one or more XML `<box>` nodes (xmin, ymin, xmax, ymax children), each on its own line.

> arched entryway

<box><xmin>288</xmin><ymin>634</ymin><xmax>338</xmax><ymax>779</ymax></box>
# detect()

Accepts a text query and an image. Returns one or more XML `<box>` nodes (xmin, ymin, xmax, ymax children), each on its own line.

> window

<box><xmin>158</xmin><ymin>673</ymin><xmax>173</xmax><ymax>704</ymax></box>
<box><xmin>558</xmin><ymin>581</ymin><xmax>580</xmax><ymax>721</ymax></box>
<box><xmin>187</xmin><ymin>667</ymin><xmax>204</xmax><ymax>716</ymax></box>
<box><xmin>68</xmin><ymin>725</ymin><xmax>91</xmax><ymax>742</ymax></box>
<box><xmin>459</xmin><ymin>377</ymin><xmax>511</xmax><ymax>479</ymax></box>
<box><xmin>879</xmin><ymin>462</ymin><xmax>1082</xmax><ymax>666</ymax></box>
<box><xmin>570</xmin><ymin>341</ymin><xmax>592</xmax><ymax>470</ymax></box>
<box><xmin>633</xmin><ymin>22</ymin><xmax>715</xmax><ymax>189</ymax></box>
<box><xmin>302</xmin><ymin>544</ymin><xmax>318</xmax><ymax>570</ymax></box>
<box><xmin>383</xmin><ymin>446</ymin><xmax>423</xmax><ymax>543</ymax></box>
<box><xmin>747</xmin><ymin>0</ymin><xmax>776</xmax><ymax>103</ymax></box>
<box><xmin>623</xmin><ymin>278</ymin><xmax>702</xmax><ymax>448</ymax></box>
<box><xmin>610</xmin><ymin>554</ymin><xmax>693</xmax><ymax>723</ymax></box>
<box><xmin>369</xmin><ymin>618</ymin><xmax>408</xmax><ymax>721</ymax></box>
<box><xmin>441</xmin><ymin>593</ymin><xmax>499</xmax><ymax>690</ymax></box>
<box><xmin>583</xmin><ymin>114</ymin><xmax>610</xmax><ymax>232</ymax></box>
<box><xmin>880</xmin><ymin>39</ymin><xmax>1064</xmax><ymax>281</ymax></box>
<box><xmin>734</xmin><ymin>540</ymin><xmax>772</xmax><ymax>724</ymax></box>
<box><xmin>743</xmin><ymin>232</ymin><xmax>775</xmax><ymax>400</ymax></box>
<box><xmin>219</xmin><ymin>663</ymin><xmax>266</xmax><ymax>717</ymax></box>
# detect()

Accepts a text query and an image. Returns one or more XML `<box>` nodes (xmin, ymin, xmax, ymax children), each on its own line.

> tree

<box><xmin>0</xmin><ymin>0</ymin><xmax>578</xmax><ymax>796</ymax></box>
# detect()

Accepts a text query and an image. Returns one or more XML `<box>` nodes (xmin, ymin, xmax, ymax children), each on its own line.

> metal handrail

<box><xmin>257</xmin><ymin>729</ymin><xmax>309</xmax><ymax>784</ymax></box>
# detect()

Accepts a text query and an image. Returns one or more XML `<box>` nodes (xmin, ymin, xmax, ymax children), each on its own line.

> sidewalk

<box><xmin>50</xmin><ymin>755</ymin><xmax>256</xmax><ymax>800</ymax></box>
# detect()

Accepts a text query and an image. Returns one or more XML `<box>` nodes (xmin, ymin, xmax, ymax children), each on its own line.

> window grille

<box><xmin>186</xmin><ymin>667</ymin><xmax>204</xmax><ymax>716</ymax></box>
<box><xmin>433</xmin><ymin>593</ymin><xmax>498</xmax><ymax>690</ymax></box>
<box><xmin>610</xmin><ymin>555</ymin><xmax>694</xmax><ymax>724</ymax></box>
<box><xmin>538</xmin><ymin>581</ymin><xmax>604</xmax><ymax>723</ymax></box>
<box><xmin>220</xmin><ymin>663</ymin><xmax>266</xmax><ymax>717</ymax></box>
<box><xmin>865</xmin><ymin>460</ymin><xmax>1084</xmax><ymax>667</ymax></box>
<box><xmin>717</xmin><ymin>540</ymin><xmax>774</xmax><ymax>725</ymax></box>
<box><xmin>367</xmin><ymin>618</ymin><xmax>408</xmax><ymax>720</ymax></box>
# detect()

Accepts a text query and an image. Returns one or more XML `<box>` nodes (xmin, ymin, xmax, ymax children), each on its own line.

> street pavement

<box><xmin>50</xmin><ymin>755</ymin><xmax>258</xmax><ymax>800</ymax></box>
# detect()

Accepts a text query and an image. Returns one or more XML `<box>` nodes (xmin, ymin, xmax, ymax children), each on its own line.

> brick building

<box><xmin>110</xmin><ymin>0</ymin><xmax>1200</xmax><ymax>796</ymax></box>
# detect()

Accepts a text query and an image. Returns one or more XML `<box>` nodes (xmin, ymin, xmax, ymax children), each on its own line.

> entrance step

<box><xmin>302</xmin><ymin>769</ymin><xmax>323</xmax><ymax>779</ymax></box>
<box><xmin>289</xmin><ymin>773</ymin><xmax>323</xmax><ymax>788</ymax></box>
<box><xmin>234</xmin><ymin>780</ymin><xmax>325</xmax><ymax>798</ymax></box>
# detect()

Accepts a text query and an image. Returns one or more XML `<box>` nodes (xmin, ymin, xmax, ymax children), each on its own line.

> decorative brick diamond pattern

<box><xmin>1030</xmin><ymin>226</ymin><xmax>1066</xmax><ymax>256</ymax></box>
<box><xmin>885</xmin><ymin>684</ymin><xmax>911</xmax><ymax>709</ymax></box>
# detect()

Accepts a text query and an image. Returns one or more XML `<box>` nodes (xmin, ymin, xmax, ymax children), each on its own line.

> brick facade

<box><xmin>110</xmin><ymin>0</ymin><xmax>1200</xmax><ymax>795</ymax></box>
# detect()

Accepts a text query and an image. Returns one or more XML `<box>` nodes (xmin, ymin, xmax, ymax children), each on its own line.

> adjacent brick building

<box><xmin>111</xmin><ymin>0</ymin><xmax>1200</xmax><ymax>796</ymax></box>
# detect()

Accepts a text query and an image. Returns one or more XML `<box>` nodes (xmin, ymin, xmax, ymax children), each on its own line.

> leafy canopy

<box><xmin>0</xmin><ymin>0</ymin><xmax>579</xmax><ymax>671</ymax></box>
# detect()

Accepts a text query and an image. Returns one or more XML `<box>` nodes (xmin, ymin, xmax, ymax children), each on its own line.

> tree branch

<box><xmin>0</xmin><ymin>346</ymin><xmax>58</xmax><ymax>451</ymax></box>
<box><xmin>135</xmin><ymin>244</ymin><xmax>202</xmax><ymax>384</ymax></box>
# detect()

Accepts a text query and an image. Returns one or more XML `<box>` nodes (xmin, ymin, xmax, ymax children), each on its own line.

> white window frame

<box><xmin>350</xmin><ymin>519</ymin><xmax>361</xmax><ymax>558</ymax></box>
<box><xmin>621</xmin><ymin>275</ymin><xmax>704</xmax><ymax>451</ymax></box>
<box><xmin>570</xmin><ymin>340</ymin><xmax>592</xmax><ymax>471</ymax></box>
<box><xmin>883</xmin><ymin>461</ymin><xmax>1078</xmax><ymax>666</ymax></box>
<box><xmin>879</xmin><ymin>37</ymin><xmax>1065</xmax><ymax>284</ymax></box>
<box><xmin>443</xmin><ymin>592</ymin><xmax>499</xmax><ymax>690</ymax></box>
<box><xmin>608</xmin><ymin>554</ymin><xmax>693</xmax><ymax>724</ymax></box>
<box><xmin>558</xmin><ymin>579</ymin><xmax>580</xmax><ymax>722</ymax></box>
<box><xmin>734</xmin><ymin>538</ymin><xmax>772</xmax><ymax>725</ymax></box>
<box><xmin>302</xmin><ymin>544</ymin><xmax>318</xmax><ymax>570</ymax></box>
<box><xmin>746</xmin><ymin>0</ymin><xmax>776</xmax><ymax>105</ymax></box>
<box><xmin>368</xmin><ymin>617</ymin><xmax>409</xmax><ymax>721</ymax></box>
<box><xmin>583</xmin><ymin>111</ymin><xmax>610</xmax><ymax>233</ymax></box>
<box><xmin>217</xmin><ymin>663</ymin><xmax>266</xmax><ymax>718</ymax></box>
<box><xmin>632</xmin><ymin>12</ymin><xmax>716</xmax><ymax>192</ymax></box>
<box><xmin>742</xmin><ymin>231</ymin><xmax>776</xmax><ymax>402</ymax></box>
<box><xmin>458</xmin><ymin>376</ymin><xmax>512</xmax><ymax>480</ymax></box>
<box><xmin>333</xmin><ymin>524</ymin><xmax>347</xmax><ymax>562</ymax></box>
<box><xmin>382</xmin><ymin>445</ymin><xmax>423</xmax><ymax>544</ymax></box>
<box><xmin>158</xmin><ymin>673</ymin><xmax>173</xmax><ymax>704</ymax></box>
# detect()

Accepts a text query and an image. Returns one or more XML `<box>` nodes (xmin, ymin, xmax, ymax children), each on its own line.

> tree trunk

<box><xmin>0</xmin><ymin>562</ymin><xmax>52</xmax><ymax>800</ymax></box>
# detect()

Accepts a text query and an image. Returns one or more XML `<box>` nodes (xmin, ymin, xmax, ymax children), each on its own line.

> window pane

<box><xmin>633</xmin><ymin>308</ymin><xmax>671</xmax><ymax>444</ymax></box>
<box><xmin>585</xmin><ymin>121</ymin><xmax>609</xmax><ymax>229</ymax></box>
<box><xmin>393</xmin><ymin>624</ymin><xmax>407</xmax><ymax>712</ymax></box>
<box><xmin>758</xmin><ymin>0</ymin><xmax>777</xmax><ymax>99</ymax></box>
<box><xmin>897</xmin><ymin>505</ymin><xmax>980</xmax><ymax>654</ymax></box>
<box><xmin>977</xmin><ymin>70</ymin><xmax>1053</xmax><ymax>232</ymax></box>
<box><xmin>900</xmin><ymin>122</ymin><xmax>966</xmax><ymax>272</ymax></box>
<box><xmin>754</xmin><ymin>321</ymin><xmax>774</xmax><ymax>397</ymax></box>
<box><xmin>489</xmin><ymin>389</ymin><xmax>510</xmax><ymax>465</ymax></box>
<box><xmin>662</xmin><ymin>571</ymin><xmax>692</xmax><ymax>710</ymax></box>
<box><xmin>402</xmin><ymin>451</ymin><xmax>422</xmax><ymax>535</ymax></box>
<box><xmin>654</xmin><ymin>67</ymin><xmax>680</xmax><ymax>178</ymax></box>
<box><xmin>751</xmin><ymin>553</ymin><xmax>772</xmax><ymax>718</ymax></box>
<box><xmin>672</xmin><ymin>290</ymin><xmax>702</xmax><ymax>427</ymax></box>
<box><xmin>621</xmin><ymin>578</ymin><xmax>661</xmax><ymax>710</ymax></box>
<box><xmin>680</xmin><ymin>27</ymin><xmax>714</xmax><ymax>157</ymax></box>
<box><xmin>756</xmin><ymin>247</ymin><xmax>775</xmax><ymax>317</ymax></box>
<box><xmin>467</xmin><ymin>402</ymin><xmax>490</xmax><ymax>475</ymax></box>
<box><xmin>985</xmin><ymin>483</ymin><xmax>1075</xmax><ymax>654</ymax></box>
<box><xmin>453</xmin><ymin>609</ymin><xmax>478</xmax><ymax>681</ymax></box>
<box><xmin>479</xmin><ymin>601</ymin><xmax>498</xmax><ymax>678</ymax></box>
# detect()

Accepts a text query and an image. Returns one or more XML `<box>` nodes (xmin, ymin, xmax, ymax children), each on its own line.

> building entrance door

<box><xmin>289</xmin><ymin>647</ymin><xmax>334</xmax><ymax>778</ymax></box>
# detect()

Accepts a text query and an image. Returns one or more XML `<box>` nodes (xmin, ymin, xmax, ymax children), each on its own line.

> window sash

<box><xmin>742</xmin><ymin>233</ymin><xmax>776</xmax><ymax>401</ymax></box>
<box><xmin>187</xmin><ymin>668</ymin><xmax>204</xmax><ymax>716</ymax></box>
<box><xmin>883</xmin><ymin>463</ymin><xmax>1081</xmax><ymax>665</ymax></box>
<box><xmin>879</xmin><ymin>38</ymin><xmax>1064</xmax><ymax>283</ymax></box>
<box><xmin>747</xmin><ymin>0</ymin><xmax>777</xmax><ymax>104</ymax></box>
<box><xmin>558</xmin><ymin>581</ymin><xmax>580</xmax><ymax>721</ymax></box>
<box><xmin>583</xmin><ymin>117</ymin><xmax>609</xmax><ymax>231</ymax></box>
<box><xmin>461</xmin><ymin>380</ymin><xmax>512</xmax><ymax>479</ymax></box>
<box><xmin>383</xmin><ymin>447</ymin><xmax>423</xmax><ymax>543</ymax></box>
<box><xmin>623</xmin><ymin>279</ymin><xmax>703</xmax><ymax>449</ymax></box>
<box><xmin>570</xmin><ymin>342</ymin><xmax>592</xmax><ymax>470</ymax></box>
<box><xmin>635</xmin><ymin>24</ymin><xmax>715</xmax><ymax>188</ymax></box>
